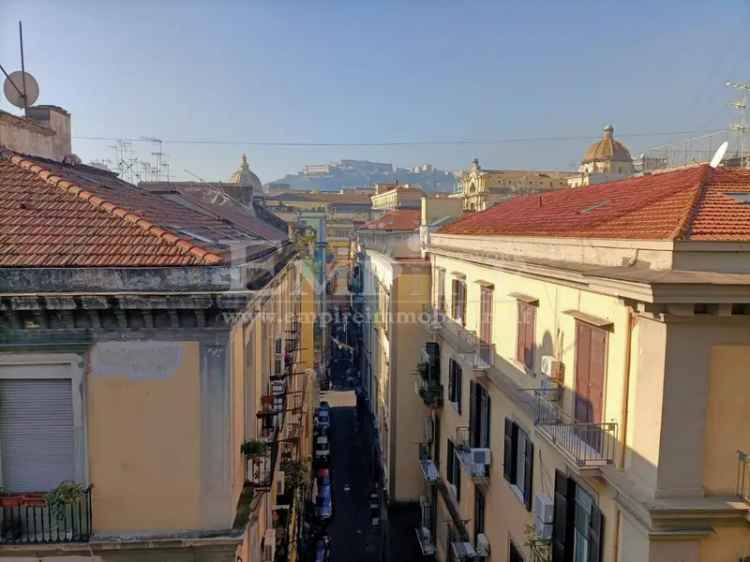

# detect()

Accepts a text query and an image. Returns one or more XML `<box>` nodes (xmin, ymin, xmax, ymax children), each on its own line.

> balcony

<box><xmin>529</xmin><ymin>539</ymin><xmax>552</xmax><ymax>562</ymax></box>
<box><xmin>415</xmin><ymin>495</ymin><xmax>436</xmax><ymax>556</ymax></box>
<box><xmin>454</xmin><ymin>427</ymin><xmax>491</xmax><ymax>484</ymax></box>
<box><xmin>738</xmin><ymin>450</ymin><xmax>750</xmax><ymax>503</ymax></box>
<box><xmin>535</xmin><ymin>394</ymin><xmax>617</xmax><ymax>469</ymax></box>
<box><xmin>415</xmin><ymin>376</ymin><xmax>443</xmax><ymax>408</ymax></box>
<box><xmin>436</xmin><ymin>319</ymin><xmax>494</xmax><ymax>373</ymax></box>
<box><xmin>418</xmin><ymin>443</ymin><xmax>439</xmax><ymax>484</ymax></box>
<box><xmin>0</xmin><ymin>486</ymin><xmax>93</xmax><ymax>544</ymax></box>
<box><xmin>422</xmin><ymin>306</ymin><xmax>445</xmax><ymax>335</ymax></box>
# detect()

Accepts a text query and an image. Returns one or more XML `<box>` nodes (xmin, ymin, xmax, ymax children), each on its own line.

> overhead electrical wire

<box><xmin>73</xmin><ymin>129</ymin><xmax>725</xmax><ymax>148</ymax></box>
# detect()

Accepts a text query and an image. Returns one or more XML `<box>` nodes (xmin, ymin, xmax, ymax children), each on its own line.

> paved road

<box><xmin>325</xmin><ymin>392</ymin><xmax>382</xmax><ymax>562</ymax></box>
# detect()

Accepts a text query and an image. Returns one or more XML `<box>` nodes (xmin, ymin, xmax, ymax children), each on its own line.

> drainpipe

<box><xmin>618</xmin><ymin>307</ymin><xmax>635</xmax><ymax>470</ymax></box>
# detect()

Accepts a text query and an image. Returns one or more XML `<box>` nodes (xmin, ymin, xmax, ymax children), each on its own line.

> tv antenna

<box><xmin>0</xmin><ymin>22</ymin><xmax>38</xmax><ymax>116</ymax></box>
<box><xmin>726</xmin><ymin>81</ymin><xmax>750</xmax><ymax>168</ymax></box>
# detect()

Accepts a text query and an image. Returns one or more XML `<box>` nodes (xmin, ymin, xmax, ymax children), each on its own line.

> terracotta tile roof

<box><xmin>362</xmin><ymin>209</ymin><xmax>421</xmax><ymax>231</ymax></box>
<box><xmin>438</xmin><ymin>165</ymin><xmax>750</xmax><ymax>241</ymax></box>
<box><xmin>0</xmin><ymin>153</ymin><xmax>267</xmax><ymax>267</ymax></box>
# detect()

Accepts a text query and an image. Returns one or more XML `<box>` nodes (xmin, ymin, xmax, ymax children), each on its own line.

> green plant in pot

<box><xmin>241</xmin><ymin>439</ymin><xmax>268</xmax><ymax>458</ymax></box>
<box><xmin>46</xmin><ymin>481</ymin><xmax>85</xmax><ymax>520</ymax></box>
<box><xmin>280</xmin><ymin>459</ymin><xmax>307</xmax><ymax>491</ymax></box>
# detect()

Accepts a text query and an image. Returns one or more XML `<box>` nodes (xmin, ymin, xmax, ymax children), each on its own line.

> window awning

<box><xmin>509</xmin><ymin>292</ymin><xmax>538</xmax><ymax>306</ymax></box>
<box><xmin>563</xmin><ymin>310</ymin><xmax>614</xmax><ymax>329</ymax></box>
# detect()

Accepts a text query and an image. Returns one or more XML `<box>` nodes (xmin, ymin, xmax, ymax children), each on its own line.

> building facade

<box><xmin>0</xmin><ymin>114</ymin><xmax>315</xmax><ymax>561</ymax></box>
<box><xmin>454</xmin><ymin>159</ymin><xmax>574</xmax><ymax>212</ymax></box>
<box><xmin>416</xmin><ymin>165</ymin><xmax>750</xmax><ymax>562</ymax></box>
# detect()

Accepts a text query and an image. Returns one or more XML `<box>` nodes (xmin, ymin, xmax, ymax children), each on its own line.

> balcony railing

<box><xmin>414</xmin><ymin>375</ymin><xmax>443</xmax><ymax>408</ymax></box>
<box><xmin>535</xmin><ymin>394</ymin><xmax>617</xmax><ymax>468</ymax></box>
<box><xmin>418</xmin><ymin>443</ymin><xmax>439</xmax><ymax>484</ymax></box>
<box><xmin>530</xmin><ymin>539</ymin><xmax>552</xmax><ymax>562</ymax></box>
<box><xmin>0</xmin><ymin>486</ymin><xmax>93</xmax><ymax>544</ymax></box>
<box><xmin>738</xmin><ymin>450</ymin><xmax>750</xmax><ymax>502</ymax></box>
<box><xmin>422</xmin><ymin>306</ymin><xmax>445</xmax><ymax>335</ymax></box>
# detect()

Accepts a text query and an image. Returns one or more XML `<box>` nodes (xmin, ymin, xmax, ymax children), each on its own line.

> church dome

<box><xmin>230</xmin><ymin>154</ymin><xmax>262</xmax><ymax>191</ymax></box>
<box><xmin>582</xmin><ymin>125</ymin><xmax>632</xmax><ymax>164</ymax></box>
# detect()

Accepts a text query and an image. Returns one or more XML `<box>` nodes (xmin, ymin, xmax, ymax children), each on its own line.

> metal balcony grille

<box><xmin>0</xmin><ymin>486</ymin><xmax>92</xmax><ymax>544</ymax></box>
<box><xmin>535</xmin><ymin>394</ymin><xmax>617</xmax><ymax>467</ymax></box>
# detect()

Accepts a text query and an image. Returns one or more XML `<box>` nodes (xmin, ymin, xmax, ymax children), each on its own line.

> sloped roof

<box><xmin>362</xmin><ymin>209</ymin><xmax>421</xmax><ymax>231</ymax></box>
<box><xmin>0</xmin><ymin>153</ymin><xmax>269</xmax><ymax>267</ymax></box>
<box><xmin>439</xmin><ymin>165</ymin><xmax>750</xmax><ymax>241</ymax></box>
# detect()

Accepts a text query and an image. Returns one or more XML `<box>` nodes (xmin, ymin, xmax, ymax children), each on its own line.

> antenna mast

<box><xmin>726</xmin><ymin>81</ymin><xmax>750</xmax><ymax>168</ymax></box>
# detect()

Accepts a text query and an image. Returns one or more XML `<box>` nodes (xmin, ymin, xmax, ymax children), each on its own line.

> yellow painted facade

<box><xmin>418</xmin><ymin>233</ymin><xmax>750</xmax><ymax>562</ymax></box>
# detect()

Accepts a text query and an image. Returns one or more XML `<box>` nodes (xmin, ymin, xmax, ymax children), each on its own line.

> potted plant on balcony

<box><xmin>241</xmin><ymin>439</ymin><xmax>268</xmax><ymax>458</ymax></box>
<box><xmin>46</xmin><ymin>481</ymin><xmax>85</xmax><ymax>520</ymax></box>
<box><xmin>416</xmin><ymin>361</ymin><xmax>429</xmax><ymax>380</ymax></box>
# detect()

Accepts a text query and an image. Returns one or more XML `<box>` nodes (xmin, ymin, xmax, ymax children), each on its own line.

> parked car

<box><xmin>315</xmin><ymin>408</ymin><xmax>331</xmax><ymax>431</ymax></box>
<box><xmin>315</xmin><ymin>475</ymin><xmax>333</xmax><ymax>521</ymax></box>
<box><xmin>314</xmin><ymin>434</ymin><xmax>331</xmax><ymax>465</ymax></box>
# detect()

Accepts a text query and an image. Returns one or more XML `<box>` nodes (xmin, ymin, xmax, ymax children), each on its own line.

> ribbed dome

<box><xmin>230</xmin><ymin>154</ymin><xmax>262</xmax><ymax>190</ymax></box>
<box><xmin>582</xmin><ymin>125</ymin><xmax>632</xmax><ymax>164</ymax></box>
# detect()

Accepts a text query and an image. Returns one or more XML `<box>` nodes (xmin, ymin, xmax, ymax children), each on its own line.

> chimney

<box><xmin>0</xmin><ymin>105</ymin><xmax>72</xmax><ymax>161</ymax></box>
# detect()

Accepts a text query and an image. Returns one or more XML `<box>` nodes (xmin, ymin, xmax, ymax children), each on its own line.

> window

<box><xmin>448</xmin><ymin>359</ymin><xmax>463</xmax><ymax>414</ymax></box>
<box><xmin>437</xmin><ymin>269</ymin><xmax>446</xmax><ymax>314</ymax></box>
<box><xmin>509</xmin><ymin>541</ymin><xmax>524</xmax><ymax>562</ymax></box>
<box><xmin>574</xmin><ymin>322</ymin><xmax>607</xmax><ymax>425</ymax></box>
<box><xmin>479</xmin><ymin>286</ymin><xmax>493</xmax><ymax>363</ymax></box>
<box><xmin>446</xmin><ymin>439</ymin><xmax>461</xmax><ymax>502</ymax></box>
<box><xmin>469</xmin><ymin>382</ymin><xmax>491</xmax><ymax>449</ymax></box>
<box><xmin>451</xmin><ymin>278</ymin><xmax>467</xmax><ymax>326</ymax></box>
<box><xmin>474</xmin><ymin>487</ymin><xmax>485</xmax><ymax>538</ymax></box>
<box><xmin>552</xmin><ymin>471</ymin><xmax>604</xmax><ymax>562</ymax></box>
<box><xmin>503</xmin><ymin>418</ymin><xmax>533</xmax><ymax>511</ymax></box>
<box><xmin>0</xmin><ymin>379</ymin><xmax>74</xmax><ymax>492</ymax></box>
<box><xmin>516</xmin><ymin>301</ymin><xmax>536</xmax><ymax>369</ymax></box>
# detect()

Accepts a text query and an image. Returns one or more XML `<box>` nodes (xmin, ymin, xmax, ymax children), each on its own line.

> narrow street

<box><xmin>322</xmin><ymin>389</ymin><xmax>382</xmax><ymax>562</ymax></box>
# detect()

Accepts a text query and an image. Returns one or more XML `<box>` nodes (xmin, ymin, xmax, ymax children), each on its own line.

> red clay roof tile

<box><xmin>438</xmin><ymin>165</ymin><xmax>750</xmax><ymax>241</ymax></box>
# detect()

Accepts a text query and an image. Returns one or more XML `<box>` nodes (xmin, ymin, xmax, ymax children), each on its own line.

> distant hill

<box><xmin>267</xmin><ymin>159</ymin><xmax>457</xmax><ymax>193</ymax></box>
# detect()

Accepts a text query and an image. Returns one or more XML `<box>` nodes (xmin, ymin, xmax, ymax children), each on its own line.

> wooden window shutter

<box><xmin>469</xmin><ymin>381</ymin><xmax>477</xmax><ymax>447</ymax></box>
<box><xmin>523</xmin><ymin>439</ymin><xmax>534</xmax><ymax>511</ymax></box>
<box><xmin>456</xmin><ymin>364</ymin><xmax>462</xmax><ymax>415</ymax></box>
<box><xmin>588</xmin><ymin>503</ymin><xmax>605</xmax><ymax>562</ymax></box>
<box><xmin>503</xmin><ymin>418</ymin><xmax>514</xmax><ymax>482</ymax></box>
<box><xmin>483</xmin><ymin>391</ymin><xmax>491</xmax><ymax>449</ymax></box>
<box><xmin>552</xmin><ymin>470</ymin><xmax>571</xmax><ymax>562</ymax></box>
<box><xmin>516</xmin><ymin>301</ymin><xmax>525</xmax><ymax>363</ymax></box>
<box><xmin>524</xmin><ymin>304</ymin><xmax>535</xmax><ymax>368</ymax></box>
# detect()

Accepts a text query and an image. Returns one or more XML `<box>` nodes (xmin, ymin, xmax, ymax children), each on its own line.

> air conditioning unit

<box><xmin>471</xmin><ymin>448</ymin><xmax>492</xmax><ymax>466</ymax></box>
<box><xmin>452</xmin><ymin>541</ymin><xmax>477</xmax><ymax>560</ymax></box>
<box><xmin>476</xmin><ymin>533</ymin><xmax>490</xmax><ymax>557</ymax></box>
<box><xmin>262</xmin><ymin>528</ymin><xmax>276</xmax><ymax>562</ymax></box>
<box><xmin>423</xmin><ymin>417</ymin><xmax>434</xmax><ymax>444</ymax></box>
<box><xmin>275</xmin><ymin>470</ymin><xmax>285</xmax><ymax>496</ymax></box>
<box><xmin>541</xmin><ymin>355</ymin><xmax>563</xmax><ymax>380</ymax></box>
<box><xmin>533</xmin><ymin>494</ymin><xmax>555</xmax><ymax>540</ymax></box>
<box><xmin>272</xmin><ymin>380</ymin><xmax>285</xmax><ymax>396</ymax></box>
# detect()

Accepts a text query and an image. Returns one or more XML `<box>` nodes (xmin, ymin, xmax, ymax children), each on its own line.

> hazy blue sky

<box><xmin>1</xmin><ymin>1</ymin><xmax>749</xmax><ymax>183</ymax></box>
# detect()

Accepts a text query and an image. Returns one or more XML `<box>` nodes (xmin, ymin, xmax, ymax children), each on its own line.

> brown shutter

<box><xmin>503</xmin><ymin>418</ymin><xmax>513</xmax><ymax>482</ymax></box>
<box><xmin>574</xmin><ymin>322</ymin><xmax>592</xmax><ymax>423</ymax></box>
<box><xmin>456</xmin><ymin>363</ymin><xmax>463</xmax><ymax>415</ymax></box>
<box><xmin>524</xmin><ymin>304</ymin><xmax>535</xmax><ymax>368</ymax></box>
<box><xmin>589</xmin><ymin>327</ymin><xmax>607</xmax><ymax>424</ymax></box>
<box><xmin>469</xmin><ymin>381</ymin><xmax>477</xmax><ymax>447</ymax></box>
<box><xmin>524</xmin><ymin>439</ymin><xmax>534</xmax><ymax>511</ymax></box>
<box><xmin>451</xmin><ymin>280</ymin><xmax>458</xmax><ymax>318</ymax></box>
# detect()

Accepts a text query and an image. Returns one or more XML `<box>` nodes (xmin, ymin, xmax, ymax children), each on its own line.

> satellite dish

<box><xmin>3</xmin><ymin>70</ymin><xmax>39</xmax><ymax>109</ymax></box>
<box><xmin>710</xmin><ymin>141</ymin><xmax>729</xmax><ymax>168</ymax></box>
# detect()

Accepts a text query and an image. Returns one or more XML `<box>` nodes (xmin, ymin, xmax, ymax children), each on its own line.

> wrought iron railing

<box><xmin>0</xmin><ymin>486</ymin><xmax>93</xmax><ymax>544</ymax></box>
<box><xmin>529</xmin><ymin>539</ymin><xmax>552</xmax><ymax>562</ymax></box>
<box><xmin>535</xmin><ymin>394</ymin><xmax>617</xmax><ymax>467</ymax></box>
<box><xmin>738</xmin><ymin>450</ymin><xmax>750</xmax><ymax>502</ymax></box>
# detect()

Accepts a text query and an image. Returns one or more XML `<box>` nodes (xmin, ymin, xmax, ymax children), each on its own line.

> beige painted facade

<box><xmin>370</xmin><ymin>185</ymin><xmax>425</xmax><ymax>211</ymax></box>
<box><xmin>0</xmin><ymin>259</ymin><xmax>316</xmax><ymax>561</ymax></box>
<box><xmin>357</xmin><ymin>234</ymin><xmax>431</xmax><ymax>503</ymax></box>
<box><xmin>416</xmin><ymin>232</ymin><xmax>750</xmax><ymax>562</ymax></box>
<box><xmin>455</xmin><ymin>159</ymin><xmax>574</xmax><ymax>212</ymax></box>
